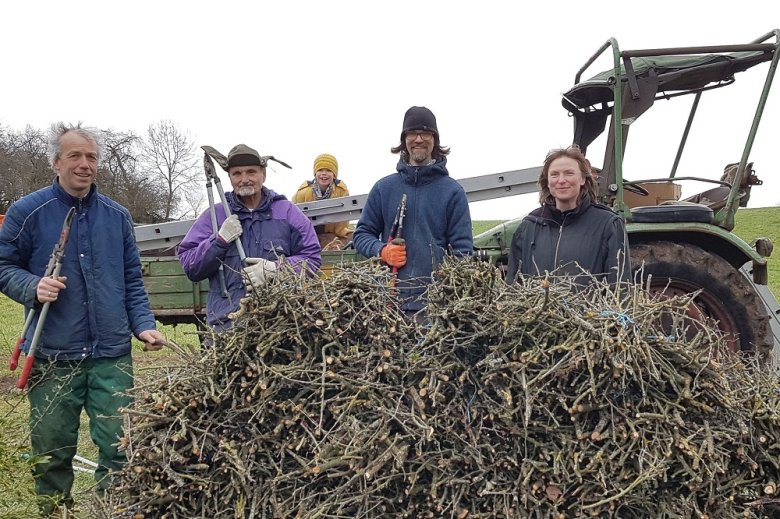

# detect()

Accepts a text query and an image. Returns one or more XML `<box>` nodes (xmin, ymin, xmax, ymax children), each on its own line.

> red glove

<box><xmin>380</xmin><ymin>240</ymin><xmax>406</xmax><ymax>268</ymax></box>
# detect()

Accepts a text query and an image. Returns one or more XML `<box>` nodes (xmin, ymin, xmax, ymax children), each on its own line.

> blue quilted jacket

<box><xmin>0</xmin><ymin>179</ymin><xmax>156</xmax><ymax>360</ymax></box>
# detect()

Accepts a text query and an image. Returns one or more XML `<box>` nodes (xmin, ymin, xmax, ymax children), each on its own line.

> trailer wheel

<box><xmin>630</xmin><ymin>241</ymin><xmax>772</xmax><ymax>359</ymax></box>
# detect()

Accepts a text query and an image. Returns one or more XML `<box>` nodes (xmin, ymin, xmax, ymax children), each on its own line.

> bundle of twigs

<box><xmin>422</xmin><ymin>263</ymin><xmax>780</xmax><ymax>518</ymax></box>
<box><xmin>105</xmin><ymin>259</ymin><xmax>780</xmax><ymax>519</ymax></box>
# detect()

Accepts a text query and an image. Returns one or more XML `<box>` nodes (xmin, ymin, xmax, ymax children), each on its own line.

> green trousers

<box><xmin>27</xmin><ymin>354</ymin><xmax>133</xmax><ymax>513</ymax></box>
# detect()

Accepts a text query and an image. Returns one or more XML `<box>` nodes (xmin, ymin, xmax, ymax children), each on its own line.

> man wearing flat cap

<box><xmin>353</xmin><ymin>106</ymin><xmax>472</xmax><ymax>319</ymax></box>
<box><xmin>178</xmin><ymin>144</ymin><xmax>320</xmax><ymax>330</ymax></box>
<box><xmin>292</xmin><ymin>153</ymin><xmax>351</xmax><ymax>248</ymax></box>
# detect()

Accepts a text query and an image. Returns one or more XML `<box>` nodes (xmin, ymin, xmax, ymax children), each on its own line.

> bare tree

<box><xmin>122</xmin><ymin>174</ymin><xmax>170</xmax><ymax>223</ymax></box>
<box><xmin>0</xmin><ymin>123</ymin><xmax>14</xmax><ymax>211</ymax></box>
<box><xmin>178</xmin><ymin>186</ymin><xmax>206</xmax><ymax>220</ymax></box>
<box><xmin>141</xmin><ymin>120</ymin><xmax>200</xmax><ymax>220</ymax></box>
<box><xmin>14</xmin><ymin>125</ymin><xmax>50</xmax><ymax>188</ymax></box>
<box><xmin>0</xmin><ymin>124</ymin><xmax>50</xmax><ymax>212</ymax></box>
<box><xmin>101</xmin><ymin>128</ymin><xmax>140</xmax><ymax>200</ymax></box>
<box><xmin>100</xmin><ymin>129</ymin><xmax>169</xmax><ymax>223</ymax></box>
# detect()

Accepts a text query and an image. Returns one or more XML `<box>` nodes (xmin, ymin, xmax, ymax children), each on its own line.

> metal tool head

<box><xmin>54</xmin><ymin>207</ymin><xmax>77</xmax><ymax>256</ymax></box>
<box><xmin>202</xmin><ymin>151</ymin><xmax>219</xmax><ymax>181</ymax></box>
<box><xmin>396</xmin><ymin>194</ymin><xmax>408</xmax><ymax>239</ymax></box>
<box><xmin>202</xmin><ymin>146</ymin><xmax>229</xmax><ymax>175</ymax></box>
<box><xmin>63</xmin><ymin>206</ymin><xmax>76</xmax><ymax>227</ymax></box>
<box><xmin>263</xmin><ymin>156</ymin><xmax>292</xmax><ymax>170</ymax></box>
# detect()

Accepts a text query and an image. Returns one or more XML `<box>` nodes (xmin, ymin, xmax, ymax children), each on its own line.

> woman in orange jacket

<box><xmin>292</xmin><ymin>153</ymin><xmax>351</xmax><ymax>240</ymax></box>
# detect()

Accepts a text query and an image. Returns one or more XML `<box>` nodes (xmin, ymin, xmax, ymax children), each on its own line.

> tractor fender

<box><xmin>626</xmin><ymin>223</ymin><xmax>767</xmax><ymax>279</ymax></box>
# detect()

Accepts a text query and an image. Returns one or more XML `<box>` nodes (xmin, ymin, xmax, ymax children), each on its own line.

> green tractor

<box><xmin>474</xmin><ymin>30</ymin><xmax>780</xmax><ymax>358</ymax></box>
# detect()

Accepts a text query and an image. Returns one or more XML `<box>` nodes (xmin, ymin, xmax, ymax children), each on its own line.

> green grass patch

<box><xmin>0</xmin><ymin>297</ymin><xmax>24</xmax><ymax>380</ymax></box>
<box><xmin>472</xmin><ymin>220</ymin><xmax>504</xmax><ymax>236</ymax></box>
<box><xmin>0</xmin><ymin>293</ymin><xmax>200</xmax><ymax>517</ymax></box>
<box><xmin>734</xmin><ymin>207</ymin><xmax>780</xmax><ymax>296</ymax></box>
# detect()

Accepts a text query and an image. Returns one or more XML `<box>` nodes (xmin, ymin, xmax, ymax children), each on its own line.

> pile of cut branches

<box><xmin>105</xmin><ymin>260</ymin><xmax>780</xmax><ymax>518</ymax></box>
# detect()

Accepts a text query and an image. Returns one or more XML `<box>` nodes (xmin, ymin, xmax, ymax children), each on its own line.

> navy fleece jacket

<box><xmin>353</xmin><ymin>158</ymin><xmax>472</xmax><ymax>311</ymax></box>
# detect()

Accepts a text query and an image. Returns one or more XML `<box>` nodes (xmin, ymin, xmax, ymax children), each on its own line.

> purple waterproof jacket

<box><xmin>178</xmin><ymin>188</ymin><xmax>320</xmax><ymax>330</ymax></box>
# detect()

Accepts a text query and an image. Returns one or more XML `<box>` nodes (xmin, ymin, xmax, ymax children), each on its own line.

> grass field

<box><xmin>472</xmin><ymin>220</ymin><xmax>504</xmax><ymax>236</ymax></box>
<box><xmin>0</xmin><ymin>211</ymin><xmax>778</xmax><ymax>516</ymax></box>
<box><xmin>0</xmin><ymin>295</ymin><xmax>200</xmax><ymax>518</ymax></box>
<box><xmin>732</xmin><ymin>207</ymin><xmax>780</xmax><ymax>295</ymax></box>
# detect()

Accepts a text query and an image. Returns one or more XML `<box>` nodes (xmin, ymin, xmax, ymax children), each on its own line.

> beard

<box><xmin>236</xmin><ymin>186</ymin><xmax>257</xmax><ymax>197</ymax></box>
<box><xmin>409</xmin><ymin>149</ymin><xmax>431</xmax><ymax>165</ymax></box>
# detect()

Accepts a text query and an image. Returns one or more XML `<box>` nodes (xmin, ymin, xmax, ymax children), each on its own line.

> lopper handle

<box><xmin>11</xmin><ymin>310</ymin><xmax>37</xmax><ymax>372</ymax></box>
<box><xmin>389</xmin><ymin>238</ymin><xmax>406</xmax><ymax>287</ymax></box>
<box><xmin>17</xmin><ymin>354</ymin><xmax>34</xmax><ymax>389</ymax></box>
<box><xmin>9</xmin><ymin>337</ymin><xmax>23</xmax><ymax>371</ymax></box>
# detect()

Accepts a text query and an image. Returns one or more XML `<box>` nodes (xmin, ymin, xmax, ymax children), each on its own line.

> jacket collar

<box><xmin>52</xmin><ymin>178</ymin><xmax>96</xmax><ymax>208</ymax></box>
<box><xmin>532</xmin><ymin>195</ymin><xmax>593</xmax><ymax>225</ymax></box>
<box><xmin>396</xmin><ymin>158</ymin><xmax>449</xmax><ymax>186</ymax></box>
<box><xmin>227</xmin><ymin>187</ymin><xmax>286</xmax><ymax>214</ymax></box>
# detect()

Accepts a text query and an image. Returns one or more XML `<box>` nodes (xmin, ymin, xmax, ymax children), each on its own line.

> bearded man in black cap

<box><xmin>353</xmin><ymin>106</ymin><xmax>472</xmax><ymax>319</ymax></box>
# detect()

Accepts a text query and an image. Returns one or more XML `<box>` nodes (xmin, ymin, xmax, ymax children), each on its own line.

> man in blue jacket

<box><xmin>353</xmin><ymin>106</ymin><xmax>473</xmax><ymax>318</ymax></box>
<box><xmin>0</xmin><ymin>123</ymin><xmax>165</xmax><ymax>515</ymax></box>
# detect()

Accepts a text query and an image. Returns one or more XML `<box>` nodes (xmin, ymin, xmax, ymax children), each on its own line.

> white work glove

<box><xmin>243</xmin><ymin>257</ymin><xmax>277</xmax><ymax>291</ymax></box>
<box><xmin>218</xmin><ymin>214</ymin><xmax>242</xmax><ymax>244</ymax></box>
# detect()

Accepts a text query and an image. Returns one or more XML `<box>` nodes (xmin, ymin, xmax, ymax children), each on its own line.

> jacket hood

<box><xmin>396</xmin><ymin>158</ymin><xmax>449</xmax><ymax>186</ymax></box>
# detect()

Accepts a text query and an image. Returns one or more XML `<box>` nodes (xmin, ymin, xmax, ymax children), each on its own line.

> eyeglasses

<box><xmin>406</xmin><ymin>130</ymin><xmax>435</xmax><ymax>141</ymax></box>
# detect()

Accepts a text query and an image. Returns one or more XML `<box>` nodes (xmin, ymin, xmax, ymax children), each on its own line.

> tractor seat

<box><xmin>674</xmin><ymin>185</ymin><xmax>732</xmax><ymax>211</ymax></box>
<box><xmin>629</xmin><ymin>162</ymin><xmax>753</xmax><ymax>224</ymax></box>
<box><xmin>630</xmin><ymin>203</ymin><xmax>713</xmax><ymax>224</ymax></box>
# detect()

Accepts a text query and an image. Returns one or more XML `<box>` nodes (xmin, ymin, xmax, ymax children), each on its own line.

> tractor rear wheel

<box><xmin>630</xmin><ymin>241</ymin><xmax>772</xmax><ymax>359</ymax></box>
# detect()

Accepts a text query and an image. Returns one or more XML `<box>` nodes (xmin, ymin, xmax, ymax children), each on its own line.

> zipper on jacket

<box><xmin>553</xmin><ymin>213</ymin><xmax>570</xmax><ymax>268</ymax></box>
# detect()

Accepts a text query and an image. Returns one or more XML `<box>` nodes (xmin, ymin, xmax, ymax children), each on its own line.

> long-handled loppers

<box><xmin>204</xmin><ymin>157</ymin><xmax>230</xmax><ymax>298</ymax></box>
<box><xmin>388</xmin><ymin>194</ymin><xmax>407</xmax><ymax>286</ymax></box>
<box><xmin>201</xmin><ymin>149</ymin><xmax>248</xmax><ymax>267</ymax></box>
<box><xmin>9</xmin><ymin>207</ymin><xmax>76</xmax><ymax>389</ymax></box>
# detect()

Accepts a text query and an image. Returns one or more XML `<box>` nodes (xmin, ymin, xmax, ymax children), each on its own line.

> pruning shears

<box><xmin>388</xmin><ymin>194</ymin><xmax>407</xmax><ymax>283</ymax></box>
<box><xmin>387</xmin><ymin>193</ymin><xmax>406</xmax><ymax>243</ymax></box>
<box><xmin>202</xmin><ymin>150</ymin><xmax>248</xmax><ymax>267</ymax></box>
<box><xmin>9</xmin><ymin>207</ymin><xmax>76</xmax><ymax>389</ymax></box>
<box><xmin>203</xmin><ymin>157</ymin><xmax>230</xmax><ymax>300</ymax></box>
<box><xmin>388</xmin><ymin>194</ymin><xmax>407</xmax><ymax>246</ymax></box>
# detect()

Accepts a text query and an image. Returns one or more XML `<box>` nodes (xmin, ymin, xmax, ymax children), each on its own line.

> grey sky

<box><xmin>2</xmin><ymin>0</ymin><xmax>778</xmax><ymax>220</ymax></box>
